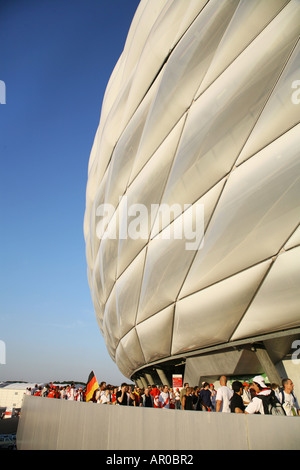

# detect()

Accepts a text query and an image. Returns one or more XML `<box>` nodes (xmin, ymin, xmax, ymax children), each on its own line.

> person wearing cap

<box><xmin>242</xmin><ymin>382</ymin><xmax>251</xmax><ymax>406</ymax></box>
<box><xmin>245</xmin><ymin>375</ymin><xmax>271</xmax><ymax>414</ymax></box>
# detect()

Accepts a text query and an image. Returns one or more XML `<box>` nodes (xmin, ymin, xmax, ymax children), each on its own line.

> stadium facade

<box><xmin>84</xmin><ymin>0</ymin><xmax>300</xmax><ymax>387</ymax></box>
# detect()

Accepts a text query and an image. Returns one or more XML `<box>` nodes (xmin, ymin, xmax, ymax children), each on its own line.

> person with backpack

<box><xmin>244</xmin><ymin>375</ymin><xmax>285</xmax><ymax>415</ymax></box>
<box><xmin>279</xmin><ymin>378</ymin><xmax>300</xmax><ymax>416</ymax></box>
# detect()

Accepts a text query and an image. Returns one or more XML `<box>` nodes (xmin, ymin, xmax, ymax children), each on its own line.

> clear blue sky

<box><xmin>0</xmin><ymin>0</ymin><xmax>140</xmax><ymax>385</ymax></box>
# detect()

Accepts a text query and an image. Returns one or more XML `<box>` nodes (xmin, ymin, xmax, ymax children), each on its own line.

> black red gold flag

<box><xmin>86</xmin><ymin>370</ymin><xmax>99</xmax><ymax>402</ymax></box>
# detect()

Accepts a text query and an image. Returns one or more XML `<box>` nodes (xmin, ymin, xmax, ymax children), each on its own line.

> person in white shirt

<box><xmin>66</xmin><ymin>384</ymin><xmax>76</xmax><ymax>401</ymax></box>
<box><xmin>216</xmin><ymin>376</ymin><xmax>233</xmax><ymax>413</ymax></box>
<box><xmin>94</xmin><ymin>387</ymin><xmax>101</xmax><ymax>403</ymax></box>
<box><xmin>159</xmin><ymin>385</ymin><xmax>170</xmax><ymax>409</ymax></box>
<box><xmin>99</xmin><ymin>389</ymin><xmax>111</xmax><ymax>404</ymax></box>
<box><xmin>279</xmin><ymin>378</ymin><xmax>300</xmax><ymax>416</ymax></box>
<box><xmin>76</xmin><ymin>387</ymin><xmax>84</xmax><ymax>402</ymax></box>
<box><xmin>245</xmin><ymin>376</ymin><xmax>272</xmax><ymax>415</ymax></box>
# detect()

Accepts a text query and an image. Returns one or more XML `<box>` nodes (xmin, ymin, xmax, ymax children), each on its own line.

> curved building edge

<box><xmin>84</xmin><ymin>0</ymin><xmax>300</xmax><ymax>390</ymax></box>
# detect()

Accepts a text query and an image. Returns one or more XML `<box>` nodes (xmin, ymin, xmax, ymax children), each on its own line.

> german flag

<box><xmin>86</xmin><ymin>370</ymin><xmax>99</xmax><ymax>402</ymax></box>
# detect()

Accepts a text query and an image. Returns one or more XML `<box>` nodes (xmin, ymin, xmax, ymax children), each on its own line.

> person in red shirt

<box><xmin>111</xmin><ymin>387</ymin><xmax>118</xmax><ymax>405</ymax></box>
<box><xmin>34</xmin><ymin>387</ymin><xmax>42</xmax><ymax>396</ymax></box>
<box><xmin>133</xmin><ymin>388</ymin><xmax>142</xmax><ymax>406</ymax></box>
<box><xmin>150</xmin><ymin>385</ymin><xmax>160</xmax><ymax>408</ymax></box>
<box><xmin>47</xmin><ymin>388</ymin><xmax>55</xmax><ymax>398</ymax></box>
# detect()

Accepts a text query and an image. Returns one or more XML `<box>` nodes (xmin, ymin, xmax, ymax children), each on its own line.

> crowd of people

<box><xmin>26</xmin><ymin>375</ymin><xmax>300</xmax><ymax>416</ymax></box>
<box><xmin>25</xmin><ymin>383</ymin><xmax>85</xmax><ymax>401</ymax></box>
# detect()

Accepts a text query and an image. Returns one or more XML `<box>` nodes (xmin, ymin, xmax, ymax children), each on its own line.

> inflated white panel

<box><xmin>119</xmin><ymin>0</ymin><xmax>205</xmax><ymax>136</ymax></box>
<box><xmin>162</xmin><ymin>6</ymin><xmax>299</xmax><ymax>210</ymax></box>
<box><xmin>197</xmin><ymin>0</ymin><xmax>290</xmax><ymax>95</ymax></box>
<box><xmin>101</xmin><ymin>0</ymin><xmax>168</xmax><ymax>116</ymax></box>
<box><xmin>137</xmin><ymin>179</ymin><xmax>225</xmax><ymax>323</ymax></box>
<box><xmin>284</xmin><ymin>225</ymin><xmax>300</xmax><ymax>251</ymax></box>
<box><xmin>89</xmin><ymin>169</ymin><xmax>109</xmax><ymax>264</ymax></box>
<box><xmin>104</xmin><ymin>81</ymin><xmax>159</xmax><ymax>212</ymax></box>
<box><xmin>129</xmin><ymin>0</ymin><xmax>239</xmax><ymax>181</ymax></box>
<box><xmin>91</xmin><ymin>255</ymin><xmax>105</xmax><ymax>322</ymax></box>
<box><xmin>117</xmin><ymin>116</ymin><xmax>185</xmax><ymax>276</ymax></box>
<box><xmin>180</xmin><ymin>125</ymin><xmax>300</xmax><ymax>298</ymax></box>
<box><xmin>119</xmin><ymin>328</ymin><xmax>145</xmax><ymax>371</ymax></box>
<box><xmin>97</xmin><ymin>208</ymin><xmax>120</xmax><ymax>304</ymax></box>
<box><xmin>115</xmin><ymin>248</ymin><xmax>146</xmax><ymax>338</ymax></box>
<box><xmin>102</xmin><ymin>286</ymin><xmax>119</xmax><ymax>358</ymax></box>
<box><xmin>231</xmin><ymin>247</ymin><xmax>300</xmax><ymax>340</ymax></box>
<box><xmin>136</xmin><ymin>305</ymin><xmax>174</xmax><ymax>363</ymax></box>
<box><xmin>172</xmin><ymin>260</ymin><xmax>272</xmax><ymax>355</ymax></box>
<box><xmin>236</xmin><ymin>39</ymin><xmax>300</xmax><ymax>166</ymax></box>
<box><xmin>114</xmin><ymin>340</ymin><xmax>132</xmax><ymax>378</ymax></box>
<box><xmin>84</xmin><ymin>0</ymin><xmax>300</xmax><ymax>378</ymax></box>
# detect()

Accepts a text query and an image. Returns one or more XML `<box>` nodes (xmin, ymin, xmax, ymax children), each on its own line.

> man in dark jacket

<box><xmin>141</xmin><ymin>388</ymin><xmax>154</xmax><ymax>407</ymax></box>
<box><xmin>199</xmin><ymin>382</ymin><xmax>213</xmax><ymax>411</ymax></box>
